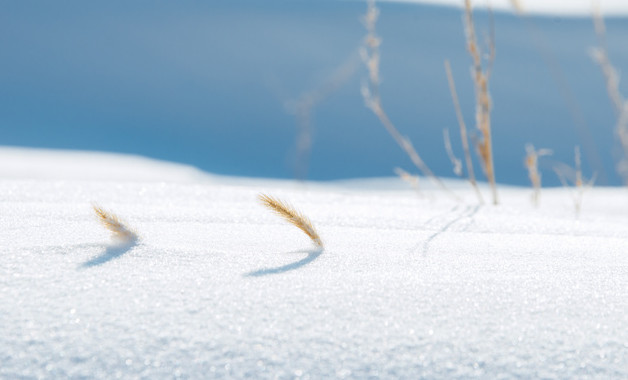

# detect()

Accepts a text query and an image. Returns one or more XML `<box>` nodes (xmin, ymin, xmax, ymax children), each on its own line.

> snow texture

<box><xmin>387</xmin><ymin>0</ymin><xmax>628</xmax><ymax>16</ymax></box>
<box><xmin>1</xmin><ymin>148</ymin><xmax>627</xmax><ymax>379</ymax></box>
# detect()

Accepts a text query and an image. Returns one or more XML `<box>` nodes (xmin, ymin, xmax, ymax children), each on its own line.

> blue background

<box><xmin>1</xmin><ymin>0</ymin><xmax>627</xmax><ymax>185</ymax></box>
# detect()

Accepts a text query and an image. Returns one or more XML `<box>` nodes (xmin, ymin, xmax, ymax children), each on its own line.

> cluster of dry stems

<box><xmin>360</xmin><ymin>0</ymin><xmax>454</xmax><ymax>199</ymax></box>
<box><xmin>357</xmin><ymin>0</ymin><xmax>610</xmax><ymax>214</ymax></box>
<box><xmin>361</xmin><ymin>0</ymin><xmax>499</xmax><ymax>205</ymax></box>
<box><xmin>73</xmin><ymin>1</ymin><xmax>628</xmax><ymax>263</ymax></box>
<box><xmin>590</xmin><ymin>8</ymin><xmax>628</xmax><ymax>184</ymax></box>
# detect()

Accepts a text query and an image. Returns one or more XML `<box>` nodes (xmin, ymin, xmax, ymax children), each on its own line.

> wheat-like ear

<box><xmin>258</xmin><ymin>193</ymin><xmax>323</xmax><ymax>248</ymax></box>
<box><xmin>93</xmin><ymin>204</ymin><xmax>138</xmax><ymax>243</ymax></box>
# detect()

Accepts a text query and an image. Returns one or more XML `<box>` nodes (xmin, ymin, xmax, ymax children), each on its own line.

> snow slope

<box><xmin>386</xmin><ymin>0</ymin><xmax>628</xmax><ymax>16</ymax></box>
<box><xmin>1</xmin><ymin>148</ymin><xmax>627</xmax><ymax>378</ymax></box>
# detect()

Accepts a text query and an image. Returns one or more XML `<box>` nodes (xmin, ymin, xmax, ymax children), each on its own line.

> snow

<box><xmin>385</xmin><ymin>0</ymin><xmax>628</xmax><ymax>16</ymax></box>
<box><xmin>1</xmin><ymin>148</ymin><xmax>627</xmax><ymax>378</ymax></box>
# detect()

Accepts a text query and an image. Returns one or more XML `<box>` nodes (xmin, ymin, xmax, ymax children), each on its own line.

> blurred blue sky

<box><xmin>1</xmin><ymin>0</ymin><xmax>627</xmax><ymax>185</ymax></box>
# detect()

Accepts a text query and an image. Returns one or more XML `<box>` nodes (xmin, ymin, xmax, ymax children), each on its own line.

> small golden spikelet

<box><xmin>258</xmin><ymin>193</ymin><xmax>323</xmax><ymax>248</ymax></box>
<box><xmin>93</xmin><ymin>205</ymin><xmax>138</xmax><ymax>243</ymax></box>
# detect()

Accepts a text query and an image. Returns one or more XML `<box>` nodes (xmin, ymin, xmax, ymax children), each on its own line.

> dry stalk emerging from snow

<box><xmin>443</xmin><ymin>128</ymin><xmax>463</xmax><ymax>177</ymax></box>
<box><xmin>288</xmin><ymin>54</ymin><xmax>359</xmax><ymax>180</ymax></box>
<box><xmin>444</xmin><ymin>59</ymin><xmax>484</xmax><ymax>204</ymax></box>
<box><xmin>590</xmin><ymin>7</ymin><xmax>628</xmax><ymax>183</ymax></box>
<box><xmin>464</xmin><ymin>0</ymin><xmax>498</xmax><ymax>204</ymax></box>
<box><xmin>394</xmin><ymin>167</ymin><xmax>423</xmax><ymax>196</ymax></box>
<box><xmin>258</xmin><ymin>193</ymin><xmax>323</xmax><ymax>248</ymax></box>
<box><xmin>361</xmin><ymin>0</ymin><xmax>455</xmax><ymax>199</ymax></box>
<box><xmin>554</xmin><ymin>146</ymin><xmax>595</xmax><ymax>218</ymax></box>
<box><xmin>93</xmin><ymin>205</ymin><xmax>138</xmax><ymax>242</ymax></box>
<box><xmin>524</xmin><ymin>144</ymin><xmax>552</xmax><ymax>207</ymax></box>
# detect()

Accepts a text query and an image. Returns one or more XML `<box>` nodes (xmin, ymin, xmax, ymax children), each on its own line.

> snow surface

<box><xmin>385</xmin><ymin>0</ymin><xmax>628</xmax><ymax>16</ymax></box>
<box><xmin>1</xmin><ymin>147</ymin><xmax>627</xmax><ymax>379</ymax></box>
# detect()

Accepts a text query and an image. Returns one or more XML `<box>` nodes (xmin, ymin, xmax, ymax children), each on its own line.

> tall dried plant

<box><xmin>524</xmin><ymin>144</ymin><xmax>552</xmax><ymax>207</ymax></box>
<box><xmin>444</xmin><ymin>59</ymin><xmax>484</xmax><ymax>204</ymax></box>
<box><xmin>554</xmin><ymin>146</ymin><xmax>595</xmax><ymax>218</ymax></box>
<box><xmin>590</xmin><ymin>7</ymin><xmax>628</xmax><ymax>183</ymax></box>
<box><xmin>360</xmin><ymin>0</ymin><xmax>455</xmax><ymax>199</ymax></box>
<box><xmin>463</xmin><ymin>0</ymin><xmax>498</xmax><ymax>204</ymax></box>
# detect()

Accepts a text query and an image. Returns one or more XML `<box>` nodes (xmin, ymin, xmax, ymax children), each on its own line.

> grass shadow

<box><xmin>245</xmin><ymin>248</ymin><xmax>323</xmax><ymax>277</ymax></box>
<box><xmin>80</xmin><ymin>239</ymin><xmax>138</xmax><ymax>268</ymax></box>
<box><xmin>419</xmin><ymin>204</ymin><xmax>481</xmax><ymax>254</ymax></box>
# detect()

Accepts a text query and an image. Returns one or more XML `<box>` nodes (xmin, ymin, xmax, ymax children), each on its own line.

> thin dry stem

<box><xmin>554</xmin><ymin>146</ymin><xmax>595</xmax><ymax>218</ymax></box>
<box><xmin>524</xmin><ymin>144</ymin><xmax>552</xmax><ymax>207</ymax></box>
<box><xmin>592</xmin><ymin>6</ymin><xmax>623</xmax><ymax>116</ymax></box>
<box><xmin>573</xmin><ymin>146</ymin><xmax>584</xmax><ymax>217</ymax></box>
<box><xmin>93</xmin><ymin>205</ymin><xmax>137</xmax><ymax>243</ymax></box>
<box><xmin>591</xmin><ymin>6</ymin><xmax>628</xmax><ymax>183</ymax></box>
<box><xmin>361</xmin><ymin>0</ymin><xmax>456</xmax><ymax>200</ymax></box>
<box><xmin>289</xmin><ymin>54</ymin><xmax>359</xmax><ymax>180</ymax></box>
<box><xmin>464</xmin><ymin>0</ymin><xmax>498</xmax><ymax>205</ymax></box>
<box><xmin>443</xmin><ymin>128</ymin><xmax>463</xmax><ymax>177</ymax></box>
<box><xmin>394</xmin><ymin>167</ymin><xmax>423</xmax><ymax>196</ymax></box>
<box><xmin>512</xmin><ymin>2</ymin><xmax>605</xmax><ymax>184</ymax></box>
<box><xmin>444</xmin><ymin>59</ymin><xmax>484</xmax><ymax>204</ymax></box>
<box><xmin>258</xmin><ymin>193</ymin><xmax>323</xmax><ymax>248</ymax></box>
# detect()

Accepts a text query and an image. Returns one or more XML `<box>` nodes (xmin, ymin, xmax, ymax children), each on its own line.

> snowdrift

<box><xmin>1</xmin><ymin>148</ymin><xmax>626</xmax><ymax>378</ymax></box>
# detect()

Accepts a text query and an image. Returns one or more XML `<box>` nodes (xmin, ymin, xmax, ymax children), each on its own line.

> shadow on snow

<box><xmin>245</xmin><ymin>248</ymin><xmax>323</xmax><ymax>277</ymax></box>
<box><xmin>80</xmin><ymin>239</ymin><xmax>138</xmax><ymax>268</ymax></box>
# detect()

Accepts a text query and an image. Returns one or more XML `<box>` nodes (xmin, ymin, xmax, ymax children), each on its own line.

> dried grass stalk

<box><xmin>258</xmin><ymin>193</ymin><xmax>323</xmax><ymax>248</ymax></box>
<box><xmin>288</xmin><ymin>54</ymin><xmax>359</xmax><ymax>180</ymax></box>
<box><xmin>444</xmin><ymin>59</ymin><xmax>484</xmax><ymax>204</ymax></box>
<box><xmin>464</xmin><ymin>0</ymin><xmax>498</xmax><ymax>204</ymax></box>
<box><xmin>524</xmin><ymin>144</ymin><xmax>552</xmax><ymax>207</ymax></box>
<box><xmin>361</xmin><ymin>0</ymin><xmax>456</xmax><ymax>200</ymax></box>
<box><xmin>93</xmin><ymin>205</ymin><xmax>137</xmax><ymax>242</ymax></box>
<box><xmin>443</xmin><ymin>128</ymin><xmax>463</xmax><ymax>177</ymax></box>
<box><xmin>554</xmin><ymin>146</ymin><xmax>595</xmax><ymax>218</ymax></box>
<box><xmin>394</xmin><ymin>167</ymin><xmax>422</xmax><ymax>196</ymax></box>
<box><xmin>590</xmin><ymin>7</ymin><xmax>628</xmax><ymax>183</ymax></box>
